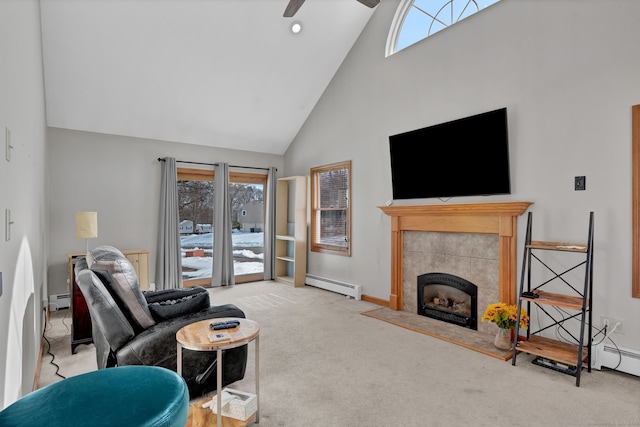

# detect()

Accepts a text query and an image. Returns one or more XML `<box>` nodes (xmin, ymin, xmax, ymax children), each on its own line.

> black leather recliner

<box><xmin>74</xmin><ymin>245</ymin><xmax>247</xmax><ymax>398</ymax></box>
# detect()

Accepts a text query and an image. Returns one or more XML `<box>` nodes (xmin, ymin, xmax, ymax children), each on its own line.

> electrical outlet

<box><xmin>575</xmin><ymin>176</ymin><xmax>586</xmax><ymax>191</ymax></box>
<box><xmin>601</xmin><ymin>316</ymin><xmax>624</xmax><ymax>334</ymax></box>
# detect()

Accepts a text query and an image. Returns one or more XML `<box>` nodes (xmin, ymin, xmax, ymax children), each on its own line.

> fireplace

<box><xmin>378</xmin><ymin>202</ymin><xmax>531</xmax><ymax>358</ymax></box>
<box><xmin>379</xmin><ymin>202</ymin><xmax>532</xmax><ymax>311</ymax></box>
<box><xmin>417</xmin><ymin>273</ymin><xmax>477</xmax><ymax>330</ymax></box>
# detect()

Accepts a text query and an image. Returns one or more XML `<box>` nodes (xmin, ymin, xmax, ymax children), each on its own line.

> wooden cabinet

<box><xmin>68</xmin><ymin>249</ymin><xmax>149</xmax><ymax>354</ymax></box>
<box><xmin>69</xmin><ymin>254</ymin><xmax>93</xmax><ymax>354</ymax></box>
<box><xmin>511</xmin><ymin>212</ymin><xmax>594</xmax><ymax>386</ymax></box>
<box><xmin>124</xmin><ymin>251</ymin><xmax>150</xmax><ymax>290</ymax></box>
<box><xmin>275</xmin><ymin>176</ymin><xmax>307</xmax><ymax>287</ymax></box>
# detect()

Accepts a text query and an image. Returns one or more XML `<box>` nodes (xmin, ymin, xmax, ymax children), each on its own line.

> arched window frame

<box><xmin>386</xmin><ymin>0</ymin><xmax>500</xmax><ymax>57</ymax></box>
<box><xmin>385</xmin><ymin>0</ymin><xmax>415</xmax><ymax>57</ymax></box>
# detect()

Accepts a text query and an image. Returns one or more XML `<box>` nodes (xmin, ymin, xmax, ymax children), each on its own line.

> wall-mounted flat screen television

<box><xmin>389</xmin><ymin>107</ymin><xmax>510</xmax><ymax>200</ymax></box>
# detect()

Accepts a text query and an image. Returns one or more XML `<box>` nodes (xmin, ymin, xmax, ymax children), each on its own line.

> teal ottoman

<box><xmin>0</xmin><ymin>366</ymin><xmax>189</xmax><ymax>427</ymax></box>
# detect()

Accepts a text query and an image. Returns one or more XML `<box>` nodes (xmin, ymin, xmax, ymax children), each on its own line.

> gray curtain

<box><xmin>155</xmin><ymin>157</ymin><xmax>183</xmax><ymax>290</ymax></box>
<box><xmin>263</xmin><ymin>167</ymin><xmax>277</xmax><ymax>280</ymax></box>
<box><xmin>212</xmin><ymin>163</ymin><xmax>235</xmax><ymax>287</ymax></box>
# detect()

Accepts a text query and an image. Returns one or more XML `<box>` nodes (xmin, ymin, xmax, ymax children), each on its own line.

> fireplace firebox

<box><xmin>417</xmin><ymin>273</ymin><xmax>478</xmax><ymax>330</ymax></box>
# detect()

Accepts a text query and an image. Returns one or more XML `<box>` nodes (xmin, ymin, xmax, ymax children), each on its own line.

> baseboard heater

<box><xmin>49</xmin><ymin>293</ymin><xmax>70</xmax><ymax>311</ymax></box>
<box><xmin>602</xmin><ymin>344</ymin><xmax>640</xmax><ymax>377</ymax></box>
<box><xmin>305</xmin><ymin>274</ymin><xmax>361</xmax><ymax>300</ymax></box>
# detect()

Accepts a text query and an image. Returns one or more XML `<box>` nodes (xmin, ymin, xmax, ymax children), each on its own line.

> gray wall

<box><xmin>0</xmin><ymin>0</ymin><xmax>48</xmax><ymax>406</ymax></box>
<box><xmin>46</xmin><ymin>128</ymin><xmax>284</xmax><ymax>297</ymax></box>
<box><xmin>284</xmin><ymin>0</ymin><xmax>640</xmax><ymax>351</ymax></box>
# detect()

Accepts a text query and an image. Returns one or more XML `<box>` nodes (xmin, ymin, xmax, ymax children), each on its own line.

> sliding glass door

<box><xmin>177</xmin><ymin>168</ymin><xmax>266</xmax><ymax>286</ymax></box>
<box><xmin>229</xmin><ymin>172</ymin><xmax>266</xmax><ymax>283</ymax></box>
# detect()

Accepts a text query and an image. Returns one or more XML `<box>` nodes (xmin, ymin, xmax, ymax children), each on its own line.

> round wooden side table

<box><xmin>176</xmin><ymin>317</ymin><xmax>260</xmax><ymax>427</ymax></box>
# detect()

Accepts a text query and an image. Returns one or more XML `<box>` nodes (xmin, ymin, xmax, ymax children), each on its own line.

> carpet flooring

<box><xmin>39</xmin><ymin>281</ymin><xmax>640</xmax><ymax>426</ymax></box>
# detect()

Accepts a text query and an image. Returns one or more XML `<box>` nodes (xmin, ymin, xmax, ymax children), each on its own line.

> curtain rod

<box><xmin>157</xmin><ymin>158</ymin><xmax>274</xmax><ymax>171</ymax></box>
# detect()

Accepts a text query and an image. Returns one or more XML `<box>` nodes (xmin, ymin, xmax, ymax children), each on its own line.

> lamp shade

<box><xmin>76</xmin><ymin>212</ymin><xmax>98</xmax><ymax>239</ymax></box>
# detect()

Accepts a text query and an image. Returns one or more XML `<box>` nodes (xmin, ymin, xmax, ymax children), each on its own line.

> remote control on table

<box><xmin>210</xmin><ymin>320</ymin><xmax>240</xmax><ymax>330</ymax></box>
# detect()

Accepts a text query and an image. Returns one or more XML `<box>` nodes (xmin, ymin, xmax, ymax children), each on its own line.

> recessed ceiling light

<box><xmin>290</xmin><ymin>21</ymin><xmax>302</xmax><ymax>34</ymax></box>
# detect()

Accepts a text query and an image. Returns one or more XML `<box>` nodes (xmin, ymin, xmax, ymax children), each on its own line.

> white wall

<box><xmin>0</xmin><ymin>0</ymin><xmax>48</xmax><ymax>407</ymax></box>
<box><xmin>284</xmin><ymin>0</ymin><xmax>640</xmax><ymax>351</ymax></box>
<box><xmin>46</xmin><ymin>128</ymin><xmax>284</xmax><ymax>297</ymax></box>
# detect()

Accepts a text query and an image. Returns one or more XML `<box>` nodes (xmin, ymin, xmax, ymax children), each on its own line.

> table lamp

<box><xmin>76</xmin><ymin>211</ymin><xmax>98</xmax><ymax>254</ymax></box>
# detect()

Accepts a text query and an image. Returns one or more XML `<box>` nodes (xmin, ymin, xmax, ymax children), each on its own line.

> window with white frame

<box><xmin>310</xmin><ymin>161</ymin><xmax>351</xmax><ymax>257</ymax></box>
<box><xmin>386</xmin><ymin>0</ymin><xmax>500</xmax><ymax>56</ymax></box>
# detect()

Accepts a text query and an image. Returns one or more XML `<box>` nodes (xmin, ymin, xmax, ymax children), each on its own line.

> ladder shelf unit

<box><xmin>512</xmin><ymin>212</ymin><xmax>594</xmax><ymax>387</ymax></box>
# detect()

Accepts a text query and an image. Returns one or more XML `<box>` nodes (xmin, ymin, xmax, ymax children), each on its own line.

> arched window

<box><xmin>386</xmin><ymin>0</ymin><xmax>500</xmax><ymax>56</ymax></box>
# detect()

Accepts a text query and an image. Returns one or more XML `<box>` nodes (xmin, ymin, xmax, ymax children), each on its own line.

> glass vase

<box><xmin>494</xmin><ymin>327</ymin><xmax>512</xmax><ymax>350</ymax></box>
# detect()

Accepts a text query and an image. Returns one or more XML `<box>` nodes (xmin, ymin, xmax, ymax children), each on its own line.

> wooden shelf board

<box><xmin>275</xmin><ymin>275</ymin><xmax>294</xmax><ymax>285</ymax></box>
<box><xmin>521</xmin><ymin>290</ymin><xmax>587</xmax><ymax>311</ymax></box>
<box><xmin>276</xmin><ymin>235</ymin><xmax>295</xmax><ymax>241</ymax></box>
<box><xmin>516</xmin><ymin>335</ymin><xmax>587</xmax><ymax>367</ymax></box>
<box><xmin>276</xmin><ymin>256</ymin><xmax>294</xmax><ymax>263</ymax></box>
<box><xmin>528</xmin><ymin>241</ymin><xmax>587</xmax><ymax>252</ymax></box>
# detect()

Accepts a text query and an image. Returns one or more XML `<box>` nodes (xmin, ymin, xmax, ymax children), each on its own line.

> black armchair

<box><xmin>74</xmin><ymin>245</ymin><xmax>247</xmax><ymax>398</ymax></box>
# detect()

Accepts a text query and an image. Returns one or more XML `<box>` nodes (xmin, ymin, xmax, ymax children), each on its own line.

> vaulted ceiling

<box><xmin>40</xmin><ymin>0</ymin><xmax>377</xmax><ymax>155</ymax></box>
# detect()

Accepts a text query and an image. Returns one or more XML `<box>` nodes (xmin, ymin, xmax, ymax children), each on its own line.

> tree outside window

<box><xmin>177</xmin><ymin>168</ymin><xmax>266</xmax><ymax>286</ymax></box>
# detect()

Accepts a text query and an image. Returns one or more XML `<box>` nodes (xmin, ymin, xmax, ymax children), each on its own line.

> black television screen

<box><xmin>389</xmin><ymin>107</ymin><xmax>511</xmax><ymax>200</ymax></box>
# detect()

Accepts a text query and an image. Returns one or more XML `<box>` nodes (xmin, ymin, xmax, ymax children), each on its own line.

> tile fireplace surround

<box><xmin>378</xmin><ymin>202</ymin><xmax>532</xmax><ymax>356</ymax></box>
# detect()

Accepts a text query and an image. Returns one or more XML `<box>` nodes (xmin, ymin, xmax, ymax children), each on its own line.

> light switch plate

<box><xmin>5</xmin><ymin>127</ymin><xmax>11</xmax><ymax>162</ymax></box>
<box><xmin>5</xmin><ymin>209</ymin><xmax>11</xmax><ymax>241</ymax></box>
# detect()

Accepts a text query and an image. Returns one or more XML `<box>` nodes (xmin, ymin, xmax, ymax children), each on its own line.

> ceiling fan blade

<box><xmin>356</xmin><ymin>0</ymin><xmax>380</xmax><ymax>7</ymax></box>
<box><xmin>283</xmin><ymin>0</ymin><xmax>305</xmax><ymax>17</ymax></box>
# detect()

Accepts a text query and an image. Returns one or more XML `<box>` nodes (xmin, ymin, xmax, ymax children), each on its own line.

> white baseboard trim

<box><xmin>592</xmin><ymin>343</ymin><xmax>640</xmax><ymax>377</ymax></box>
<box><xmin>48</xmin><ymin>293</ymin><xmax>70</xmax><ymax>311</ymax></box>
<box><xmin>305</xmin><ymin>274</ymin><xmax>361</xmax><ymax>300</ymax></box>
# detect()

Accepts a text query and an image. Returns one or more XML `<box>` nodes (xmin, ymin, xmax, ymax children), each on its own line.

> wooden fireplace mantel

<box><xmin>379</xmin><ymin>201</ymin><xmax>533</xmax><ymax>310</ymax></box>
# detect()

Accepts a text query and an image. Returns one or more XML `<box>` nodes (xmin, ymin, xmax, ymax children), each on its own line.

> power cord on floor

<box><xmin>597</xmin><ymin>321</ymin><xmax>623</xmax><ymax>371</ymax></box>
<box><xmin>43</xmin><ymin>335</ymin><xmax>66</xmax><ymax>380</ymax></box>
<box><xmin>43</xmin><ymin>309</ymin><xmax>69</xmax><ymax>380</ymax></box>
<box><xmin>58</xmin><ymin>309</ymin><xmax>71</xmax><ymax>336</ymax></box>
<box><xmin>45</xmin><ymin>308</ymin><xmax>71</xmax><ymax>342</ymax></box>
<box><xmin>601</xmin><ymin>335</ymin><xmax>623</xmax><ymax>371</ymax></box>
